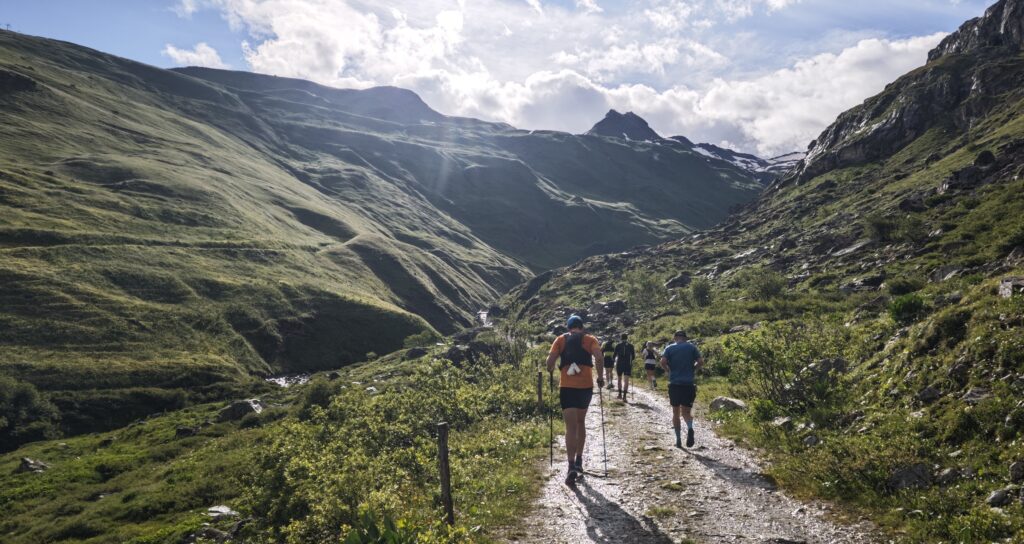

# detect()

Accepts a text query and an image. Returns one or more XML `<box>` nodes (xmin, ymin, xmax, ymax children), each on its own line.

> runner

<box><xmin>659</xmin><ymin>330</ymin><xmax>704</xmax><ymax>449</ymax></box>
<box><xmin>600</xmin><ymin>337</ymin><xmax>617</xmax><ymax>390</ymax></box>
<box><xmin>641</xmin><ymin>341</ymin><xmax>659</xmax><ymax>389</ymax></box>
<box><xmin>546</xmin><ymin>315</ymin><xmax>605</xmax><ymax>486</ymax></box>
<box><xmin>613</xmin><ymin>333</ymin><xmax>635</xmax><ymax>401</ymax></box>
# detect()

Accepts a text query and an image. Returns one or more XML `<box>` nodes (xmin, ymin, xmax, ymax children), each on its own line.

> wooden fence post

<box><xmin>437</xmin><ymin>422</ymin><xmax>454</xmax><ymax>525</ymax></box>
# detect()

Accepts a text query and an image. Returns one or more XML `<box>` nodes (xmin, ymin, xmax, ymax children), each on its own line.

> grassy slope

<box><xmin>0</xmin><ymin>344</ymin><xmax>555</xmax><ymax>543</ymax></box>
<box><xmin>0</xmin><ymin>30</ymin><xmax>762</xmax><ymax>438</ymax></box>
<box><xmin>507</xmin><ymin>49</ymin><xmax>1024</xmax><ymax>542</ymax></box>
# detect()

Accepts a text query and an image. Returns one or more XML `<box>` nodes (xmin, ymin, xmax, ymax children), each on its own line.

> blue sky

<box><xmin>1</xmin><ymin>0</ymin><xmax>993</xmax><ymax>154</ymax></box>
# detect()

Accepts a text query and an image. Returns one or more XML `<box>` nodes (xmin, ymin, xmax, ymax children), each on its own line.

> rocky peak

<box><xmin>928</xmin><ymin>0</ymin><xmax>1024</xmax><ymax>61</ymax></box>
<box><xmin>586</xmin><ymin>110</ymin><xmax>662</xmax><ymax>141</ymax></box>
<box><xmin>788</xmin><ymin>0</ymin><xmax>1024</xmax><ymax>184</ymax></box>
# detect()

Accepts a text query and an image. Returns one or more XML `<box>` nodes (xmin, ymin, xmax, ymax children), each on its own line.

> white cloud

<box><xmin>173</xmin><ymin>0</ymin><xmax>948</xmax><ymax>156</ymax></box>
<box><xmin>162</xmin><ymin>42</ymin><xmax>229</xmax><ymax>68</ymax></box>
<box><xmin>576</xmin><ymin>0</ymin><xmax>603</xmax><ymax>14</ymax></box>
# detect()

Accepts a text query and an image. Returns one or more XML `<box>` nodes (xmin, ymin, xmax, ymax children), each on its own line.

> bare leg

<box><xmin>575</xmin><ymin>408</ymin><xmax>588</xmax><ymax>462</ymax></box>
<box><xmin>680</xmin><ymin>405</ymin><xmax>693</xmax><ymax>428</ymax></box>
<box><xmin>563</xmin><ymin>408</ymin><xmax>580</xmax><ymax>466</ymax></box>
<box><xmin>623</xmin><ymin>374</ymin><xmax>630</xmax><ymax>395</ymax></box>
<box><xmin>672</xmin><ymin>405</ymin><xmax>682</xmax><ymax>447</ymax></box>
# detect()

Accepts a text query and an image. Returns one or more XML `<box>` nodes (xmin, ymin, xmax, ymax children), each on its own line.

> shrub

<box><xmin>749</xmin><ymin>398</ymin><xmax>779</xmax><ymax>422</ymax></box>
<box><xmin>622</xmin><ymin>269</ymin><xmax>669</xmax><ymax>310</ymax></box>
<box><xmin>889</xmin><ymin>294</ymin><xmax>925</xmax><ymax>325</ymax></box>
<box><xmin>721</xmin><ymin>320</ymin><xmax>851</xmax><ymax>415</ymax></box>
<box><xmin>690</xmin><ymin>278</ymin><xmax>713</xmax><ymax>307</ymax></box>
<box><xmin>0</xmin><ymin>376</ymin><xmax>61</xmax><ymax>452</ymax></box>
<box><xmin>887</xmin><ymin>276</ymin><xmax>924</xmax><ymax>296</ymax></box>
<box><xmin>738</xmin><ymin>267</ymin><xmax>787</xmax><ymax>301</ymax></box>
<box><xmin>864</xmin><ymin>213</ymin><xmax>899</xmax><ymax>242</ymax></box>
<box><xmin>403</xmin><ymin>330</ymin><xmax>440</xmax><ymax>349</ymax></box>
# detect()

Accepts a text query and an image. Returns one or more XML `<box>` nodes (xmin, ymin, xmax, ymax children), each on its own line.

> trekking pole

<box><xmin>598</xmin><ymin>381</ymin><xmax>608</xmax><ymax>477</ymax></box>
<box><xmin>549</xmin><ymin>370</ymin><xmax>554</xmax><ymax>467</ymax></box>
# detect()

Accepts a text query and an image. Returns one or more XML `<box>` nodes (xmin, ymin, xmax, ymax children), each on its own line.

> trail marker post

<box><xmin>437</xmin><ymin>422</ymin><xmax>454</xmax><ymax>525</ymax></box>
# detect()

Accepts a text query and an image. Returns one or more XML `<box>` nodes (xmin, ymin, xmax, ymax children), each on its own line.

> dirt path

<box><xmin>505</xmin><ymin>387</ymin><xmax>883</xmax><ymax>544</ymax></box>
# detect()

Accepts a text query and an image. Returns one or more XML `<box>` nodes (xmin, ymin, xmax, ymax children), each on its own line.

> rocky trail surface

<box><xmin>505</xmin><ymin>387</ymin><xmax>883</xmax><ymax>544</ymax></box>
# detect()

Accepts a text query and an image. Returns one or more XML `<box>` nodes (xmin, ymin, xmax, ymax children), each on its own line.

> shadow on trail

<box><xmin>689</xmin><ymin>452</ymin><xmax>776</xmax><ymax>491</ymax></box>
<box><xmin>570</xmin><ymin>480</ymin><xmax>675</xmax><ymax>544</ymax></box>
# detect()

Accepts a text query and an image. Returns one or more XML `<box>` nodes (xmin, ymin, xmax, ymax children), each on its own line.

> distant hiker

<box><xmin>613</xmin><ymin>333</ymin><xmax>635</xmax><ymax>401</ymax></box>
<box><xmin>641</xmin><ymin>341</ymin><xmax>659</xmax><ymax>389</ymax></box>
<box><xmin>660</xmin><ymin>330</ymin><xmax>704</xmax><ymax>449</ymax></box>
<box><xmin>546</xmin><ymin>315</ymin><xmax>605</xmax><ymax>486</ymax></box>
<box><xmin>601</xmin><ymin>338</ymin><xmax>617</xmax><ymax>390</ymax></box>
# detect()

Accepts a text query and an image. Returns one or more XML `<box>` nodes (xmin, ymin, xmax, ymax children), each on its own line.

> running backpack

<box><xmin>559</xmin><ymin>332</ymin><xmax>593</xmax><ymax>369</ymax></box>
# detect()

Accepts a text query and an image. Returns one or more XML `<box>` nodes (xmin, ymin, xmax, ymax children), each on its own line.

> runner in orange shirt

<box><xmin>545</xmin><ymin>314</ymin><xmax>605</xmax><ymax>486</ymax></box>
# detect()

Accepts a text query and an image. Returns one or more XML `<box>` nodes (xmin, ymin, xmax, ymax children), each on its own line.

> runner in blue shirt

<box><xmin>659</xmin><ymin>330</ymin><xmax>704</xmax><ymax>448</ymax></box>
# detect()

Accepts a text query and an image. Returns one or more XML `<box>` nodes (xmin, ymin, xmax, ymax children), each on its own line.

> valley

<box><xmin>3</xmin><ymin>0</ymin><xmax>1024</xmax><ymax>542</ymax></box>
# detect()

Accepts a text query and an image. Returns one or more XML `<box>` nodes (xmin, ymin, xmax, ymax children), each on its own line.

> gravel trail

<box><xmin>505</xmin><ymin>386</ymin><xmax>883</xmax><ymax>544</ymax></box>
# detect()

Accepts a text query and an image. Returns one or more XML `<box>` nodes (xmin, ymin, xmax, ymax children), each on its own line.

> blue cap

<box><xmin>566</xmin><ymin>315</ymin><xmax>584</xmax><ymax>329</ymax></box>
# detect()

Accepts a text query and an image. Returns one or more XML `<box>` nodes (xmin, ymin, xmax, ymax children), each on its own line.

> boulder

<box><xmin>961</xmin><ymin>387</ymin><xmax>991</xmax><ymax>404</ymax></box>
<box><xmin>916</xmin><ymin>385</ymin><xmax>942</xmax><ymax>403</ymax></box>
<box><xmin>936</xmin><ymin>467</ymin><xmax>960</xmax><ymax>486</ymax></box>
<box><xmin>888</xmin><ymin>463</ymin><xmax>931</xmax><ymax>491</ymax></box>
<box><xmin>898</xmin><ymin>197</ymin><xmax>928</xmax><ymax>213</ymax></box>
<box><xmin>665</xmin><ymin>273</ymin><xmax>692</xmax><ymax>289</ymax></box>
<box><xmin>999</xmin><ymin>277</ymin><xmax>1024</xmax><ymax>298</ymax></box>
<box><xmin>325</xmin><ymin>371</ymin><xmax>341</xmax><ymax>381</ymax></box>
<box><xmin>772</xmin><ymin>416</ymin><xmax>795</xmax><ymax>431</ymax></box>
<box><xmin>1010</xmin><ymin>461</ymin><xmax>1024</xmax><ymax>483</ymax></box>
<box><xmin>602</xmin><ymin>300</ymin><xmax>627</xmax><ymax>315</ymax></box>
<box><xmin>947</xmin><ymin>362</ymin><xmax>970</xmax><ymax>386</ymax></box>
<box><xmin>802</xmin><ymin>435</ymin><xmax>820</xmax><ymax>447</ymax></box>
<box><xmin>974</xmin><ymin>149</ymin><xmax>996</xmax><ymax>167</ymax></box>
<box><xmin>986</xmin><ymin>489</ymin><xmax>1011</xmax><ymax>507</ymax></box>
<box><xmin>709</xmin><ymin>397</ymin><xmax>747</xmax><ymax>412</ymax></box>
<box><xmin>175</xmin><ymin>426</ymin><xmax>200</xmax><ymax>438</ymax></box>
<box><xmin>207</xmin><ymin>505</ymin><xmax>239</xmax><ymax>519</ymax></box>
<box><xmin>14</xmin><ymin>457</ymin><xmax>49</xmax><ymax>474</ymax></box>
<box><xmin>404</xmin><ymin>347</ymin><xmax>428</xmax><ymax>360</ymax></box>
<box><xmin>216</xmin><ymin>399</ymin><xmax>265</xmax><ymax>422</ymax></box>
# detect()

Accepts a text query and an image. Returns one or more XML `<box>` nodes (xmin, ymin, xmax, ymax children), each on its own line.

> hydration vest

<box><xmin>559</xmin><ymin>332</ymin><xmax>593</xmax><ymax>369</ymax></box>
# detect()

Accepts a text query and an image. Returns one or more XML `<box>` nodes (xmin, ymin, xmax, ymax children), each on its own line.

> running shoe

<box><xmin>686</xmin><ymin>428</ymin><xmax>695</xmax><ymax>448</ymax></box>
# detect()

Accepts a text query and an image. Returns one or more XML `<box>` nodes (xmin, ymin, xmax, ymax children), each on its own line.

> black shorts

<box><xmin>560</xmin><ymin>387</ymin><xmax>593</xmax><ymax>410</ymax></box>
<box><xmin>668</xmin><ymin>384</ymin><xmax>697</xmax><ymax>407</ymax></box>
<box><xmin>615</xmin><ymin>361</ymin><xmax>632</xmax><ymax>375</ymax></box>
<box><xmin>644</xmin><ymin>362</ymin><xmax>657</xmax><ymax>371</ymax></box>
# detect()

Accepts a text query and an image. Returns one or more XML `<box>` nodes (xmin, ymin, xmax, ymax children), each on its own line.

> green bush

<box><xmin>0</xmin><ymin>376</ymin><xmax>61</xmax><ymax>452</ymax></box>
<box><xmin>243</xmin><ymin>359</ymin><xmax>545</xmax><ymax>542</ymax></box>
<box><xmin>889</xmin><ymin>294</ymin><xmax>925</xmax><ymax>325</ymax></box>
<box><xmin>749</xmin><ymin>398</ymin><xmax>779</xmax><ymax>422</ymax></box>
<box><xmin>887</xmin><ymin>276</ymin><xmax>925</xmax><ymax>295</ymax></box>
<box><xmin>721</xmin><ymin>320</ymin><xmax>851</xmax><ymax>415</ymax></box>
<box><xmin>690</xmin><ymin>278</ymin><xmax>713</xmax><ymax>307</ymax></box>
<box><xmin>864</xmin><ymin>213</ymin><xmax>899</xmax><ymax>242</ymax></box>
<box><xmin>622</xmin><ymin>269</ymin><xmax>669</xmax><ymax>310</ymax></box>
<box><xmin>739</xmin><ymin>267</ymin><xmax>787</xmax><ymax>301</ymax></box>
<box><xmin>403</xmin><ymin>330</ymin><xmax>440</xmax><ymax>349</ymax></box>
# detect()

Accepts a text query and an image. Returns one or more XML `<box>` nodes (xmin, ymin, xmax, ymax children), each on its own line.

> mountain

<box><xmin>507</xmin><ymin>0</ymin><xmax>1024</xmax><ymax>539</ymax></box>
<box><xmin>0</xmin><ymin>31</ymin><xmax>762</xmax><ymax>437</ymax></box>
<box><xmin>586</xmin><ymin>110</ymin><xmax>799</xmax><ymax>184</ymax></box>
<box><xmin>586</xmin><ymin>109</ymin><xmax>663</xmax><ymax>141</ymax></box>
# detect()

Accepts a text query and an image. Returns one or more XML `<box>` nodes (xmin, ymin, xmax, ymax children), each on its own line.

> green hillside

<box><xmin>508</xmin><ymin>0</ymin><xmax>1024</xmax><ymax>540</ymax></box>
<box><xmin>0</xmin><ymin>30</ymin><xmax>762</xmax><ymax>443</ymax></box>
